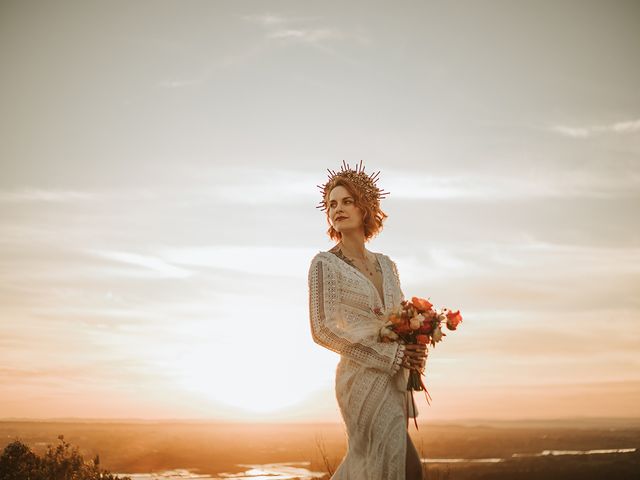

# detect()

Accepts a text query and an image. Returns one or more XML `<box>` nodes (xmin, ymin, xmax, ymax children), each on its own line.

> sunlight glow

<box><xmin>174</xmin><ymin>343</ymin><xmax>316</xmax><ymax>413</ymax></box>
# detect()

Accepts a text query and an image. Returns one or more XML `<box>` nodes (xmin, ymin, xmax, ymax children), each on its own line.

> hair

<box><xmin>324</xmin><ymin>177</ymin><xmax>388</xmax><ymax>242</ymax></box>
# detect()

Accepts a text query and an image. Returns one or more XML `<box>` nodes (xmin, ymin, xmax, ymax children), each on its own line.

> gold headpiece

<box><xmin>316</xmin><ymin>160</ymin><xmax>390</xmax><ymax>212</ymax></box>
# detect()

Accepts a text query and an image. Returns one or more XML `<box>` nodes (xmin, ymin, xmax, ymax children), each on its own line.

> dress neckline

<box><xmin>326</xmin><ymin>249</ymin><xmax>387</xmax><ymax>310</ymax></box>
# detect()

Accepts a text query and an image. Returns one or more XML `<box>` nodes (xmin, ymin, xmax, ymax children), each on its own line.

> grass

<box><xmin>313</xmin><ymin>431</ymin><xmax>452</xmax><ymax>480</ymax></box>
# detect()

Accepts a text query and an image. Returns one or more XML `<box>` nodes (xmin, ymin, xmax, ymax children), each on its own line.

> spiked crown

<box><xmin>316</xmin><ymin>160</ymin><xmax>390</xmax><ymax>212</ymax></box>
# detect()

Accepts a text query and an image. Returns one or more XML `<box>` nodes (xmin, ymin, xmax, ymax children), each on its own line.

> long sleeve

<box><xmin>308</xmin><ymin>255</ymin><xmax>405</xmax><ymax>375</ymax></box>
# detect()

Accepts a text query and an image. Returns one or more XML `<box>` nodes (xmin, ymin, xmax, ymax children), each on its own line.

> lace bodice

<box><xmin>308</xmin><ymin>251</ymin><xmax>406</xmax><ymax>374</ymax></box>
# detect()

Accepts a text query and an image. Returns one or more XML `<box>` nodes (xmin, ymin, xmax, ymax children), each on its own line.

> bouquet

<box><xmin>374</xmin><ymin>296</ymin><xmax>462</xmax><ymax>428</ymax></box>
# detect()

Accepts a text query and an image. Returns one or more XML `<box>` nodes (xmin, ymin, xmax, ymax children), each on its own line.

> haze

<box><xmin>0</xmin><ymin>0</ymin><xmax>638</xmax><ymax>422</ymax></box>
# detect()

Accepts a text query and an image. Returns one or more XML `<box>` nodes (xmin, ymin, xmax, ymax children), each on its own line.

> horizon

<box><xmin>2</xmin><ymin>414</ymin><xmax>640</xmax><ymax>425</ymax></box>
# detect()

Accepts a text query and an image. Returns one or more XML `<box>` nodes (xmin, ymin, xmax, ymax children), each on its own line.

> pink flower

<box><xmin>409</xmin><ymin>314</ymin><xmax>424</xmax><ymax>330</ymax></box>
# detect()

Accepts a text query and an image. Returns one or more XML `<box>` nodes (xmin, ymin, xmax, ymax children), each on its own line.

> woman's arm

<box><xmin>308</xmin><ymin>255</ymin><xmax>405</xmax><ymax>375</ymax></box>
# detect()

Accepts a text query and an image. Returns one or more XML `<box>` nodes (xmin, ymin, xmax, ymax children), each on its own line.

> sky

<box><xmin>0</xmin><ymin>0</ymin><xmax>639</xmax><ymax>423</ymax></box>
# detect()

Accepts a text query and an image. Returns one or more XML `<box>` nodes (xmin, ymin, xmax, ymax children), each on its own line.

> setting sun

<box><xmin>174</xmin><ymin>342</ymin><xmax>321</xmax><ymax>414</ymax></box>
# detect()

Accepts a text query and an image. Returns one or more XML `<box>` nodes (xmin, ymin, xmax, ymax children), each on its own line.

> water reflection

<box><xmin>217</xmin><ymin>462</ymin><xmax>326</xmax><ymax>479</ymax></box>
<box><xmin>512</xmin><ymin>447</ymin><xmax>637</xmax><ymax>457</ymax></box>
<box><xmin>425</xmin><ymin>447</ymin><xmax>637</xmax><ymax>463</ymax></box>
<box><xmin>424</xmin><ymin>457</ymin><xmax>504</xmax><ymax>463</ymax></box>
<box><xmin>115</xmin><ymin>462</ymin><xmax>326</xmax><ymax>480</ymax></box>
<box><xmin>115</xmin><ymin>470</ymin><xmax>214</xmax><ymax>480</ymax></box>
<box><xmin>117</xmin><ymin>448</ymin><xmax>637</xmax><ymax>479</ymax></box>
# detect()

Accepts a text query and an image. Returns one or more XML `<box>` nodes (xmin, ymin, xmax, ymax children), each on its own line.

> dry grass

<box><xmin>314</xmin><ymin>432</ymin><xmax>335</xmax><ymax>479</ymax></box>
<box><xmin>313</xmin><ymin>430</ymin><xmax>454</xmax><ymax>480</ymax></box>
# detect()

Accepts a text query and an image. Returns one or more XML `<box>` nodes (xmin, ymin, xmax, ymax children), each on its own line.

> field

<box><xmin>1</xmin><ymin>418</ymin><xmax>638</xmax><ymax>479</ymax></box>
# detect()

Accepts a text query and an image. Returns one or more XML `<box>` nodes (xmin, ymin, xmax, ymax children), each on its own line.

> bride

<box><xmin>308</xmin><ymin>161</ymin><xmax>427</xmax><ymax>480</ymax></box>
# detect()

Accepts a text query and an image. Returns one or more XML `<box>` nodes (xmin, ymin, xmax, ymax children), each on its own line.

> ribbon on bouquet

<box><xmin>405</xmin><ymin>368</ymin><xmax>432</xmax><ymax>431</ymax></box>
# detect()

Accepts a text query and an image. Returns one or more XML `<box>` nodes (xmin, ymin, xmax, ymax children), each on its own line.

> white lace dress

<box><xmin>308</xmin><ymin>250</ymin><xmax>418</xmax><ymax>480</ymax></box>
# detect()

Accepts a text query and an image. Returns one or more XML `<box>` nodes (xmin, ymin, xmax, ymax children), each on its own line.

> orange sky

<box><xmin>0</xmin><ymin>0</ymin><xmax>639</xmax><ymax>422</ymax></box>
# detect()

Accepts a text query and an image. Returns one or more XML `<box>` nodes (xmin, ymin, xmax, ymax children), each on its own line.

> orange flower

<box><xmin>411</xmin><ymin>296</ymin><xmax>433</xmax><ymax>312</ymax></box>
<box><xmin>388</xmin><ymin>313</ymin><xmax>403</xmax><ymax>326</ymax></box>
<box><xmin>446</xmin><ymin>310</ymin><xmax>463</xmax><ymax>330</ymax></box>
<box><xmin>416</xmin><ymin>334</ymin><xmax>429</xmax><ymax>345</ymax></box>
<box><xmin>395</xmin><ymin>322</ymin><xmax>413</xmax><ymax>334</ymax></box>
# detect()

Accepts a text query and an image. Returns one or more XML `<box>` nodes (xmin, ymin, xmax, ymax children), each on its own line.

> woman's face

<box><xmin>328</xmin><ymin>185</ymin><xmax>364</xmax><ymax>234</ymax></box>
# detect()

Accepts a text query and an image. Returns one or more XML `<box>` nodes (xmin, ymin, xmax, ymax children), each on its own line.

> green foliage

<box><xmin>0</xmin><ymin>435</ymin><xmax>131</xmax><ymax>480</ymax></box>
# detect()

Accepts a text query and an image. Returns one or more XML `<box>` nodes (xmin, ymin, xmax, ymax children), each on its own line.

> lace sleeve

<box><xmin>308</xmin><ymin>255</ymin><xmax>406</xmax><ymax>375</ymax></box>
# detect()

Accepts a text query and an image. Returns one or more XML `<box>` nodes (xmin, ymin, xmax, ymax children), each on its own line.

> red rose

<box><xmin>419</xmin><ymin>321</ymin><xmax>434</xmax><ymax>333</ymax></box>
<box><xmin>446</xmin><ymin>310</ymin><xmax>463</xmax><ymax>330</ymax></box>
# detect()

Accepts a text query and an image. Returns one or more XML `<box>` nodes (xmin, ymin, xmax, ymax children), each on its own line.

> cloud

<box><xmin>393</xmin><ymin>240</ymin><xmax>640</xmax><ymax>316</ymax></box>
<box><xmin>132</xmin><ymin>164</ymin><xmax>640</xmax><ymax>204</ymax></box>
<box><xmin>157</xmin><ymin>245</ymin><xmax>317</xmax><ymax>277</ymax></box>
<box><xmin>0</xmin><ymin>357</ymin><xmax>158</xmax><ymax>386</ymax></box>
<box><xmin>0</xmin><ymin>189</ymin><xmax>97</xmax><ymax>203</ymax></box>
<box><xmin>394</xmin><ymin>241</ymin><xmax>640</xmax><ymax>284</ymax></box>
<box><xmin>1</xmin><ymin>160</ymin><xmax>636</xmax><ymax>215</ymax></box>
<box><xmin>239</xmin><ymin>13</ymin><xmax>322</xmax><ymax>26</ymax></box>
<box><xmin>0</xmin><ymin>188</ymin><xmax>156</xmax><ymax>204</ymax></box>
<box><xmin>266</xmin><ymin>26</ymin><xmax>371</xmax><ymax>49</ymax></box>
<box><xmin>240</xmin><ymin>12</ymin><xmax>371</xmax><ymax>64</ymax></box>
<box><xmin>382</xmin><ymin>165</ymin><xmax>640</xmax><ymax>200</ymax></box>
<box><xmin>156</xmin><ymin>42</ymin><xmax>272</xmax><ymax>88</ymax></box>
<box><xmin>84</xmin><ymin>244</ymin><xmax>318</xmax><ymax>279</ymax></box>
<box><xmin>157</xmin><ymin>11</ymin><xmax>366</xmax><ymax>88</ymax></box>
<box><xmin>550</xmin><ymin>118</ymin><xmax>640</xmax><ymax>138</ymax></box>
<box><xmin>86</xmin><ymin>250</ymin><xmax>193</xmax><ymax>279</ymax></box>
<box><xmin>158</xmin><ymin>74</ymin><xmax>212</xmax><ymax>88</ymax></box>
<box><xmin>268</xmin><ymin>27</ymin><xmax>346</xmax><ymax>43</ymax></box>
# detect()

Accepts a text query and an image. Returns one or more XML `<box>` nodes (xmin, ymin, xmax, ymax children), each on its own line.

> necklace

<box><xmin>332</xmin><ymin>244</ymin><xmax>377</xmax><ymax>277</ymax></box>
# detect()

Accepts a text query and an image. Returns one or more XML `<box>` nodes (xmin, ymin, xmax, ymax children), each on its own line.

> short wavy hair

<box><xmin>324</xmin><ymin>177</ymin><xmax>388</xmax><ymax>242</ymax></box>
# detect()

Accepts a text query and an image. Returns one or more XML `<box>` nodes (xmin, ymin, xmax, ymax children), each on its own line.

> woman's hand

<box><xmin>401</xmin><ymin>344</ymin><xmax>428</xmax><ymax>372</ymax></box>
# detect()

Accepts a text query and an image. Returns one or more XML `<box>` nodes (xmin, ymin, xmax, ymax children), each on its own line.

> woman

<box><xmin>308</xmin><ymin>160</ymin><xmax>428</xmax><ymax>480</ymax></box>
